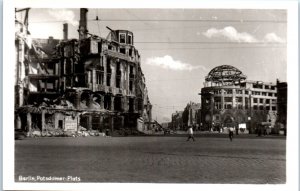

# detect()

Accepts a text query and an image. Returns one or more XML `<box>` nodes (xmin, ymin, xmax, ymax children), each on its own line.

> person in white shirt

<box><xmin>229</xmin><ymin>126</ymin><xmax>234</xmax><ymax>141</ymax></box>
<box><xmin>186</xmin><ymin>126</ymin><xmax>195</xmax><ymax>141</ymax></box>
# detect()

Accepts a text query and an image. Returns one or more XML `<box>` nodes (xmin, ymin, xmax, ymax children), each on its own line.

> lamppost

<box><xmin>248</xmin><ymin>93</ymin><xmax>252</xmax><ymax>134</ymax></box>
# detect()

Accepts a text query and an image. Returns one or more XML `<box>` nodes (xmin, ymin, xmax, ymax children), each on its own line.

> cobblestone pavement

<box><xmin>15</xmin><ymin>136</ymin><xmax>286</xmax><ymax>183</ymax></box>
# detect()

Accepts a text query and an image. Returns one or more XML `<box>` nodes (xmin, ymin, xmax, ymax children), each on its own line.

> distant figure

<box><xmin>229</xmin><ymin>127</ymin><xmax>234</xmax><ymax>141</ymax></box>
<box><xmin>235</xmin><ymin>126</ymin><xmax>239</xmax><ymax>135</ymax></box>
<box><xmin>186</xmin><ymin>126</ymin><xmax>195</xmax><ymax>141</ymax></box>
<box><xmin>105</xmin><ymin>129</ymin><xmax>109</xmax><ymax>136</ymax></box>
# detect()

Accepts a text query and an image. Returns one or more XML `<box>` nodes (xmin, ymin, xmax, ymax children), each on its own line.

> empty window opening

<box><xmin>79</xmin><ymin>116</ymin><xmax>88</xmax><ymax>129</ymax></box>
<box><xmin>96</xmin><ymin>71</ymin><xmax>104</xmax><ymax>85</ymax></box>
<box><xmin>92</xmin><ymin>116</ymin><xmax>100</xmax><ymax>130</ymax></box>
<box><xmin>58</xmin><ymin>120</ymin><xmax>63</xmax><ymax>129</ymax></box>
<box><xmin>106</xmin><ymin>59</ymin><xmax>111</xmax><ymax>86</ymax></box>
<box><xmin>80</xmin><ymin>92</ymin><xmax>90</xmax><ymax>107</ymax></box>
<box><xmin>114</xmin><ymin>96</ymin><xmax>122</xmax><ymax>112</ymax></box>
<box><xmin>116</xmin><ymin>78</ymin><xmax>121</xmax><ymax>88</ymax></box>
<box><xmin>236</xmin><ymin>90</ymin><xmax>243</xmax><ymax>94</ymax></box>
<box><xmin>224</xmin><ymin>104</ymin><xmax>232</xmax><ymax>109</ymax></box>
<box><xmin>120</xmin><ymin>48</ymin><xmax>126</xmax><ymax>54</ymax></box>
<box><xmin>236</xmin><ymin>97</ymin><xmax>242</xmax><ymax>103</ymax></box>
<box><xmin>93</xmin><ymin>94</ymin><xmax>102</xmax><ymax>106</ymax></box>
<box><xmin>130</xmin><ymin>65</ymin><xmax>134</xmax><ymax>75</ymax></box>
<box><xmin>129</xmin><ymin>80</ymin><xmax>133</xmax><ymax>91</ymax></box>
<box><xmin>224</xmin><ymin>97</ymin><xmax>232</xmax><ymax>102</ymax></box>
<box><xmin>138</xmin><ymin>99</ymin><xmax>143</xmax><ymax>111</ymax></box>
<box><xmin>127</xmin><ymin>34</ymin><xmax>132</xmax><ymax>45</ymax></box>
<box><xmin>104</xmin><ymin>95</ymin><xmax>111</xmax><ymax>110</ymax></box>
<box><xmin>253</xmin><ymin>98</ymin><xmax>258</xmax><ymax>103</ymax></box>
<box><xmin>129</xmin><ymin>98</ymin><xmax>134</xmax><ymax>112</ymax></box>
<box><xmin>98</xmin><ymin>42</ymin><xmax>102</xmax><ymax>53</ymax></box>
<box><xmin>119</xmin><ymin>33</ymin><xmax>126</xmax><ymax>43</ymax></box>
<box><xmin>106</xmin><ymin>75</ymin><xmax>111</xmax><ymax>86</ymax></box>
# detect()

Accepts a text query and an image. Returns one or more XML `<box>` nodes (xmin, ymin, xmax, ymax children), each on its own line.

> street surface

<box><xmin>15</xmin><ymin>135</ymin><xmax>286</xmax><ymax>183</ymax></box>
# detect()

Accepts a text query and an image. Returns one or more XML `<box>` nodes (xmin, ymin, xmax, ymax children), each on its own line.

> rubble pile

<box><xmin>26</xmin><ymin>126</ymin><xmax>106</xmax><ymax>138</ymax></box>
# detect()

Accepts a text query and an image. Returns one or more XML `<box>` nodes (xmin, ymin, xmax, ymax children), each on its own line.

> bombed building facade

<box><xmin>200</xmin><ymin>65</ymin><xmax>281</xmax><ymax>133</ymax></box>
<box><xmin>15</xmin><ymin>8</ymin><xmax>152</xmax><ymax>135</ymax></box>
<box><xmin>170</xmin><ymin>102</ymin><xmax>201</xmax><ymax>131</ymax></box>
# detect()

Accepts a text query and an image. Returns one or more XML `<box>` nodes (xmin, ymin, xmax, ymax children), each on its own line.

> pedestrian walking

<box><xmin>229</xmin><ymin>126</ymin><xmax>234</xmax><ymax>141</ymax></box>
<box><xmin>186</xmin><ymin>126</ymin><xmax>195</xmax><ymax>141</ymax></box>
<box><xmin>235</xmin><ymin>126</ymin><xmax>239</xmax><ymax>135</ymax></box>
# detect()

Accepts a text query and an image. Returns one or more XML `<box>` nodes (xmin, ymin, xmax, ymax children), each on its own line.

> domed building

<box><xmin>200</xmin><ymin>65</ymin><xmax>278</xmax><ymax>133</ymax></box>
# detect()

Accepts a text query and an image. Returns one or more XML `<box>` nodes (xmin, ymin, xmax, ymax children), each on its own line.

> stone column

<box><xmin>221</xmin><ymin>89</ymin><xmax>224</xmax><ymax>110</ymax></box>
<box><xmin>133</xmin><ymin>98</ymin><xmax>137</xmax><ymax>113</ymax></box>
<box><xmin>110</xmin><ymin>116</ymin><xmax>114</xmax><ymax>135</ymax></box>
<box><xmin>120</xmin><ymin>116</ymin><xmax>124</xmax><ymax>129</ymax></box>
<box><xmin>103</xmin><ymin>57</ymin><xmax>107</xmax><ymax>86</ymax></box>
<box><xmin>87</xmin><ymin>93</ymin><xmax>93</xmax><ymax>108</ymax></box>
<box><xmin>26</xmin><ymin>113</ymin><xmax>32</xmax><ymax>132</ymax></box>
<box><xmin>250</xmin><ymin>94</ymin><xmax>253</xmax><ymax>110</ymax></box>
<box><xmin>100</xmin><ymin>94</ymin><xmax>105</xmax><ymax>109</ymax></box>
<box><xmin>41</xmin><ymin>110</ymin><xmax>45</xmax><ymax>131</ymax></box>
<box><xmin>242</xmin><ymin>90</ymin><xmax>245</xmax><ymax>109</ymax></box>
<box><xmin>87</xmin><ymin>115</ymin><xmax>92</xmax><ymax>130</ymax></box>
<box><xmin>77</xmin><ymin>115</ymin><xmax>80</xmax><ymax>132</ymax></box>
<box><xmin>15</xmin><ymin>114</ymin><xmax>22</xmax><ymax>130</ymax></box>
<box><xmin>110</xmin><ymin>96</ymin><xmax>115</xmax><ymax>111</ymax></box>
<box><xmin>232</xmin><ymin>89</ymin><xmax>236</xmax><ymax>108</ymax></box>
<box><xmin>92</xmin><ymin>69</ymin><xmax>96</xmax><ymax>91</ymax></box>
<box><xmin>210</xmin><ymin>95</ymin><xmax>214</xmax><ymax>129</ymax></box>
<box><xmin>99</xmin><ymin>115</ymin><xmax>104</xmax><ymax>132</ymax></box>
<box><xmin>46</xmin><ymin>80</ymin><xmax>49</xmax><ymax>92</ymax></box>
<box><xmin>75</xmin><ymin>91</ymin><xmax>81</xmax><ymax>109</ymax></box>
<box><xmin>122</xmin><ymin>96</ymin><xmax>128</xmax><ymax>112</ymax></box>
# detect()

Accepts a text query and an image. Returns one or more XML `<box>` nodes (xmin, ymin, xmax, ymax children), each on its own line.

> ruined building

<box><xmin>200</xmin><ymin>65</ymin><xmax>280</xmax><ymax>133</ymax></box>
<box><xmin>171</xmin><ymin>102</ymin><xmax>201</xmax><ymax>131</ymax></box>
<box><xmin>15</xmin><ymin>8</ymin><xmax>152</xmax><ymax>135</ymax></box>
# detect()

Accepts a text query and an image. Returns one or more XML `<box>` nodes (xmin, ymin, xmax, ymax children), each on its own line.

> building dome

<box><xmin>205</xmin><ymin>65</ymin><xmax>247</xmax><ymax>85</ymax></box>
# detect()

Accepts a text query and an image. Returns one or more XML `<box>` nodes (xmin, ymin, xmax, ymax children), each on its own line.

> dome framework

<box><xmin>205</xmin><ymin>65</ymin><xmax>247</xmax><ymax>86</ymax></box>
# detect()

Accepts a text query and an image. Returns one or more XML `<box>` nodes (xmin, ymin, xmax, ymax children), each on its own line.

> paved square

<box><xmin>15</xmin><ymin>136</ymin><xmax>285</xmax><ymax>183</ymax></box>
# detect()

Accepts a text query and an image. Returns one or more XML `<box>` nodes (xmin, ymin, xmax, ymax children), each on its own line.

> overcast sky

<box><xmin>17</xmin><ymin>8</ymin><xmax>287</xmax><ymax>122</ymax></box>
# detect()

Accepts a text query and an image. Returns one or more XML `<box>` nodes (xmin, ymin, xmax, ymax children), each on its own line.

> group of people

<box><xmin>186</xmin><ymin>125</ymin><xmax>238</xmax><ymax>142</ymax></box>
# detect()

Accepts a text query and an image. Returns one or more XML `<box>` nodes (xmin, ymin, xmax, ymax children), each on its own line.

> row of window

<box><xmin>253</xmin><ymin>105</ymin><xmax>277</xmax><ymax>111</ymax></box>
<box><xmin>253</xmin><ymin>84</ymin><xmax>276</xmax><ymax>90</ymax></box>
<box><xmin>214</xmin><ymin>102</ymin><xmax>276</xmax><ymax>111</ymax></box>
<box><xmin>92</xmin><ymin>60</ymin><xmax>135</xmax><ymax>91</ymax></box>
<box><xmin>253</xmin><ymin>98</ymin><xmax>277</xmax><ymax>104</ymax></box>
<box><xmin>119</xmin><ymin>33</ymin><xmax>133</xmax><ymax>45</ymax></box>
<box><xmin>212</xmin><ymin>89</ymin><xmax>277</xmax><ymax>97</ymax></box>
<box><xmin>214</xmin><ymin>97</ymin><xmax>276</xmax><ymax>104</ymax></box>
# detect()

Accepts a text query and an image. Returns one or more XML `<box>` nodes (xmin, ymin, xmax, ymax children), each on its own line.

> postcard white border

<box><xmin>3</xmin><ymin>0</ymin><xmax>298</xmax><ymax>191</ymax></box>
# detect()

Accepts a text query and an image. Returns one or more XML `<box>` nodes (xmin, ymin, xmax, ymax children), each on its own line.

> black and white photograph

<box><xmin>2</xmin><ymin>0</ymin><xmax>299</xmax><ymax>190</ymax></box>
